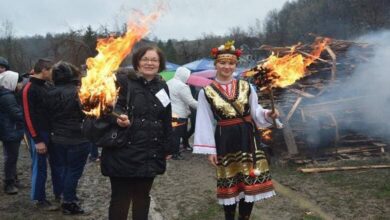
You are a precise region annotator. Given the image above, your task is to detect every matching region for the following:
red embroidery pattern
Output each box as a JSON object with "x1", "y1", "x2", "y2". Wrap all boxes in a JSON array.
[{"x1": 212, "y1": 79, "x2": 237, "y2": 100}]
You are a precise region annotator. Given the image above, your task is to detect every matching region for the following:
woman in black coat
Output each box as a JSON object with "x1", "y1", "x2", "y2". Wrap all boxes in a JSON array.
[
  {"x1": 101, "y1": 46, "x2": 173, "y2": 220},
  {"x1": 46, "y1": 62, "x2": 91, "y2": 215}
]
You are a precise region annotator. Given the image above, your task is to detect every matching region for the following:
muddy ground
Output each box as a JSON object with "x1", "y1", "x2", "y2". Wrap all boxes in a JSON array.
[{"x1": 0, "y1": 142, "x2": 389, "y2": 220}]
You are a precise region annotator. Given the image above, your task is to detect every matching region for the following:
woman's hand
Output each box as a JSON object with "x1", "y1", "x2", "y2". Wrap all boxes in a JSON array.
[
  {"x1": 267, "y1": 110, "x2": 279, "y2": 119},
  {"x1": 116, "y1": 114, "x2": 130, "y2": 127},
  {"x1": 165, "y1": 155, "x2": 172, "y2": 160},
  {"x1": 208, "y1": 154, "x2": 218, "y2": 167}
]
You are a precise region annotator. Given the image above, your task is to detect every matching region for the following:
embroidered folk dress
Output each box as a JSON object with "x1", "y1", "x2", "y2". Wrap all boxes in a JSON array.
[{"x1": 193, "y1": 78, "x2": 276, "y2": 205}]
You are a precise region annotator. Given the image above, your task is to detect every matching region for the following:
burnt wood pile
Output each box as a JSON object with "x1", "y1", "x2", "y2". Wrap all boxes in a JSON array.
[{"x1": 255, "y1": 37, "x2": 388, "y2": 160}]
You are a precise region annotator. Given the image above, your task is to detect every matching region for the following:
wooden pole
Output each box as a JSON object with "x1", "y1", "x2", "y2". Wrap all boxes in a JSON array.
[
  {"x1": 278, "y1": 105, "x2": 299, "y2": 155},
  {"x1": 23, "y1": 134, "x2": 30, "y2": 150},
  {"x1": 268, "y1": 87, "x2": 277, "y2": 128},
  {"x1": 111, "y1": 111, "x2": 121, "y2": 118},
  {"x1": 325, "y1": 46, "x2": 337, "y2": 81}
]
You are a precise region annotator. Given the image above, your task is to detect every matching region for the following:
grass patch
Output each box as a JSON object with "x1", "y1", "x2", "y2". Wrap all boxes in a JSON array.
[
  {"x1": 185, "y1": 202, "x2": 222, "y2": 220},
  {"x1": 374, "y1": 183, "x2": 390, "y2": 199},
  {"x1": 322, "y1": 173, "x2": 346, "y2": 185},
  {"x1": 271, "y1": 165, "x2": 310, "y2": 180},
  {"x1": 302, "y1": 215, "x2": 324, "y2": 220}
]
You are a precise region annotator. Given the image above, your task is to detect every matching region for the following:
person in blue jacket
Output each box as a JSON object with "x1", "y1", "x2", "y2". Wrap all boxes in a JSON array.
[{"x1": 0, "y1": 70, "x2": 24, "y2": 194}]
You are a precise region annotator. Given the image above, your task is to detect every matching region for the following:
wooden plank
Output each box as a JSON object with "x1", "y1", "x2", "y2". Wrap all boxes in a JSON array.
[
  {"x1": 278, "y1": 106, "x2": 299, "y2": 155},
  {"x1": 325, "y1": 46, "x2": 337, "y2": 81},
  {"x1": 300, "y1": 109, "x2": 306, "y2": 122},
  {"x1": 335, "y1": 147, "x2": 382, "y2": 154},
  {"x1": 288, "y1": 88, "x2": 316, "y2": 98},
  {"x1": 297, "y1": 49, "x2": 335, "y2": 65},
  {"x1": 326, "y1": 112, "x2": 340, "y2": 143},
  {"x1": 298, "y1": 165, "x2": 390, "y2": 173},
  {"x1": 285, "y1": 97, "x2": 303, "y2": 122},
  {"x1": 340, "y1": 139, "x2": 373, "y2": 144},
  {"x1": 301, "y1": 96, "x2": 369, "y2": 114}
]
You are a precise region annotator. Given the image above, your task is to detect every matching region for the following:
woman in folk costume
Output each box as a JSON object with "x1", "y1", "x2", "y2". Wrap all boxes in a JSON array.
[{"x1": 193, "y1": 41, "x2": 279, "y2": 220}]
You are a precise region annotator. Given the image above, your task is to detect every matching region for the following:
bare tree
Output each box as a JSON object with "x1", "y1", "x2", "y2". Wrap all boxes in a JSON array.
[{"x1": 0, "y1": 20, "x2": 29, "y2": 72}]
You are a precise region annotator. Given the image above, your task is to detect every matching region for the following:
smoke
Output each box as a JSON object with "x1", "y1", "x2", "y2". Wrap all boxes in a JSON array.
[
  {"x1": 296, "y1": 30, "x2": 390, "y2": 149},
  {"x1": 344, "y1": 31, "x2": 390, "y2": 140}
]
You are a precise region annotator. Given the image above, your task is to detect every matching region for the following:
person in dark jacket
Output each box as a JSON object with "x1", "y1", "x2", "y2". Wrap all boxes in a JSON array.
[
  {"x1": 100, "y1": 46, "x2": 173, "y2": 220},
  {"x1": 21, "y1": 58, "x2": 62, "y2": 211},
  {"x1": 46, "y1": 61, "x2": 91, "y2": 215},
  {"x1": 0, "y1": 70, "x2": 24, "y2": 195}
]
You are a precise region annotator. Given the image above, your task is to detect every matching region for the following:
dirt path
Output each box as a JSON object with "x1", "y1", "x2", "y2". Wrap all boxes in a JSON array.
[
  {"x1": 151, "y1": 151, "x2": 326, "y2": 220},
  {"x1": 272, "y1": 180, "x2": 334, "y2": 220},
  {"x1": 1, "y1": 143, "x2": 388, "y2": 219}
]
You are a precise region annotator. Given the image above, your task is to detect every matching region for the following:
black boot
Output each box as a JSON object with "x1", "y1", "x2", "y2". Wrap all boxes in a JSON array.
[
  {"x1": 172, "y1": 153, "x2": 184, "y2": 160},
  {"x1": 223, "y1": 204, "x2": 237, "y2": 220},
  {"x1": 238, "y1": 199, "x2": 254, "y2": 220},
  {"x1": 14, "y1": 176, "x2": 24, "y2": 188},
  {"x1": 62, "y1": 202, "x2": 85, "y2": 215},
  {"x1": 4, "y1": 183, "x2": 18, "y2": 195},
  {"x1": 4, "y1": 180, "x2": 18, "y2": 195}
]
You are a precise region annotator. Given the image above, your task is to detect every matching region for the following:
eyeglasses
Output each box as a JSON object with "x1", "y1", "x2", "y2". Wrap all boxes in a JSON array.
[{"x1": 140, "y1": 58, "x2": 159, "y2": 63}]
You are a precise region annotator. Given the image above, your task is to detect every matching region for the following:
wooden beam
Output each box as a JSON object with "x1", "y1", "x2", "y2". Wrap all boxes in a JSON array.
[
  {"x1": 325, "y1": 46, "x2": 337, "y2": 81},
  {"x1": 297, "y1": 49, "x2": 335, "y2": 65},
  {"x1": 288, "y1": 88, "x2": 316, "y2": 98},
  {"x1": 301, "y1": 96, "x2": 369, "y2": 115},
  {"x1": 330, "y1": 146, "x2": 384, "y2": 154},
  {"x1": 300, "y1": 109, "x2": 306, "y2": 122},
  {"x1": 325, "y1": 112, "x2": 340, "y2": 144},
  {"x1": 285, "y1": 97, "x2": 303, "y2": 122},
  {"x1": 298, "y1": 165, "x2": 390, "y2": 173},
  {"x1": 278, "y1": 106, "x2": 299, "y2": 155}
]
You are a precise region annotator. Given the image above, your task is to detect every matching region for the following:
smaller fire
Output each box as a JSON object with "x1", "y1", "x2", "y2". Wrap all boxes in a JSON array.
[
  {"x1": 261, "y1": 129, "x2": 272, "y2": 142},
  {"x1": 172, "y1": 113, "x2": 186, "y2": 127},
  {"x1": 244, "y1": 38, "x2": 331, "y2": 90}
]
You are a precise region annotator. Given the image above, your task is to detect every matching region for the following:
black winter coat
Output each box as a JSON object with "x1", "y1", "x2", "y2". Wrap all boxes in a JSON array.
[
  {"x1": 47, "y1": 80, "x2": 88, "y2": 145},
  {"x1": 20, "y1": 77, "x2": 52, "y2": 143},
  {"x1": 0, "y1": 87, "x2": 24, "y2": 142},
  {"x1": 101, "y1": 73, "x2": 173, "y2": 178}
]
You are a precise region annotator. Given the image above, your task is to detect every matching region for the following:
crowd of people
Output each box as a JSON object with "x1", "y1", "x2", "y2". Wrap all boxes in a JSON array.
[{"x1": 0, "y1": 41, "x2": 279, "y2": 220}]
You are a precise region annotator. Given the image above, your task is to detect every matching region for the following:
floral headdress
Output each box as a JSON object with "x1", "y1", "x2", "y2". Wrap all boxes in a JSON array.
[{"x1": 210, "y1": 40, "x2": 242, "y2": 62}]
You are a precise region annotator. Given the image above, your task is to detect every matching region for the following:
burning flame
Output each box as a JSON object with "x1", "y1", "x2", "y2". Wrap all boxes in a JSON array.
[
  {"x1": 79, "y1": 10, "x2": 161, "y2": 117},
  {"x1": 244, "y1": 38, "x2": 331, "y2": 88},
  {"x1": 264, "y1": 38, "x2": 331, "y2": 88},
  {"x1": 261, "y1": 129, "x2": 272, "y2": 142}
]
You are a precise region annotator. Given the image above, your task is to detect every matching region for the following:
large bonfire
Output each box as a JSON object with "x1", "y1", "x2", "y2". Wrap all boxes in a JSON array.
[{"x1": 244, "y1": 38, "x2": 332, "y2": 138}]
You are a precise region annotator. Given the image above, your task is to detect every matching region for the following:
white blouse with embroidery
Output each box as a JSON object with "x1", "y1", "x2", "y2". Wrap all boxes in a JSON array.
[{"x1": 193, "y1": 79, "x2": 275, "y2": 155}]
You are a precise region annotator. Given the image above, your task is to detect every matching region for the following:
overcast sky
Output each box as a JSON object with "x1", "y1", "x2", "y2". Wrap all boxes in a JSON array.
[{"x1": 0, "y1": 0, "x2": 288, "y2": 40}]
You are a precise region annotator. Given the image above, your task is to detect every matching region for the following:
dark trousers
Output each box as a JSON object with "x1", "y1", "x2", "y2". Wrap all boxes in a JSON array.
[
  {"x1": 27, "y1": 132, "x2": 62, "y2": 201},
  {"x1": 182, "y1": 109, "x2": 196, "y2": 147},
  {"x1": 172, "y1": 120, "x2": 188, "y2": 155},
  {"x1": 50, "y1": 142, "x2": 91, "y2": 202},
  {"x1": 2, "y1": 140, "x2": 21, "y2": 183},
  {"x1": 89, "y1": 144, "x2": 99, "y2": 159},
  {"x1": 109, "y1": 177, "x2": 154, "y2": 220}
]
